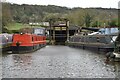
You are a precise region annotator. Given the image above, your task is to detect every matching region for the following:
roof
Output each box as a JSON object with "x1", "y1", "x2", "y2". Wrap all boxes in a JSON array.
[{"x1": 81, "y1": 27, "x2": 99, "y2": 32}]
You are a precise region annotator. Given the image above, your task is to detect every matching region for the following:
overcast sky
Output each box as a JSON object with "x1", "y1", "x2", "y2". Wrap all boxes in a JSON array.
[{"x1": 5, "y1": 0, "x2": 120, "y2": 8}]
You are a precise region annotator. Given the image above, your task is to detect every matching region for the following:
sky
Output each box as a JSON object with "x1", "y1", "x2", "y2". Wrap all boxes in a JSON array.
[{"x1": 5, "y1": 0, "x2": 120, "y2": 8}]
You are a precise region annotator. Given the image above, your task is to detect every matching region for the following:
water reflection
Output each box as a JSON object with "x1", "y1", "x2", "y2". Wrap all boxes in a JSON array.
[
  {"x1": 2, "y1": 46, "x2": 120, "y2": 78},
  {"x1": 12, "y1": 54, "x2": 32, "y2": 67}
]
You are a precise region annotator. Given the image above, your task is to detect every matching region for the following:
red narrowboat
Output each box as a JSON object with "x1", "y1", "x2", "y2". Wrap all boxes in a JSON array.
[{"x1": 11, "y1": 28, "x2": 46, "y2": 53}]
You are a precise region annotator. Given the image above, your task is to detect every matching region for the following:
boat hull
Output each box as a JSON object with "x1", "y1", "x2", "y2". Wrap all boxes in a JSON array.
[
  {"x1": 12, "y1": 44, "x2": 46, "y2": 53},
  {"x1": 68, "y1": 42, "x2": 114, "y2": 53}
]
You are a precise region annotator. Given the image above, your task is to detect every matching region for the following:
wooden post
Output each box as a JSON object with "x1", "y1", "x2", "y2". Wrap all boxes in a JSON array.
[
  {"x1": 49, "y1": 19, "x2": 52, "y2": 44},
  {"x1": 53, "y1": 26, "x2": 55, "y2": 45},
  {"x1": 66, "y1": 20, "x2": 69, "y2": 42}
]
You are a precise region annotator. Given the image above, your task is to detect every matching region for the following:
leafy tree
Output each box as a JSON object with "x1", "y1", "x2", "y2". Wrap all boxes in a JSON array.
[
  {"x1": 109, "y1": 19, "x2": 117, "y2": 27},
  {"x1": 1, "y1": 2, "x2": 118, "y2": 29},
  {"x1": 2, "y1": 2, "x2": 13, "y2": 27},
  {"x1": 84, "y1": 13, "x2": 93, "y2": 27},
  {"x1": 92, "y1": 21, "x2": 101, "y2": 27}
]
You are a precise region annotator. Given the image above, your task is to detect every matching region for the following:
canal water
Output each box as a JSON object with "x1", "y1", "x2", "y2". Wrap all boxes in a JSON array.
[{"x1": 2, "y1": 45, "x2": 120, "y2": 78}]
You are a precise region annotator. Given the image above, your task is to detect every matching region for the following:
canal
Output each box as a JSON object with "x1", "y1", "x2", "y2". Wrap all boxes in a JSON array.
[{"x1": 2, "y1": 45, "x2": 120, "y2": 78}]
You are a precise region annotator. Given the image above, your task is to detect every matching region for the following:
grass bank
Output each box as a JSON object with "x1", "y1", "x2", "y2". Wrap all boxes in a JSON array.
[{"x1": 7, "y1": 23, "x2": 31, "y2": 30}]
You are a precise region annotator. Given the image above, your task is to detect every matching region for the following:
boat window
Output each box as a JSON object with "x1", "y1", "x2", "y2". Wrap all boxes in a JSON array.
[
  {"x1": 32, "y1": 37, "x2": 34, "y2": 41},
  {"x1": 36, "y1": 37, "x2": 37, "y2": 41}
]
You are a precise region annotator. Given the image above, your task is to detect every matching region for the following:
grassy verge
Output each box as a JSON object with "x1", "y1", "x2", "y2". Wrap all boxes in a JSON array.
[
  {"x1": 7, "y1": 23, "x2": 44, "y2": 30},
  {"x1": 7, "y1": 23, "x2": 31, "y2": 30}
]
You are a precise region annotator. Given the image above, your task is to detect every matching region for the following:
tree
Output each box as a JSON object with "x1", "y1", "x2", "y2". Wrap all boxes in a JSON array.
[
  {"x1": 1, "y1": 3, "x2": 118, "y2": 29},
  {"x1": 92, "y1": 21, "x2": 101, "y2": 27},
  {"x1": 43, "y1": 13, "x2": 62, "y2": 21},
  {"x1": 84, "y1": 13, "x2": 93, "y2": 27},
  {"x1": 2, "y1": 2, "x2": 13, "y2": 27},
  {"x1": 109, "y1": 19, "x2": 117, "y2": 27}
]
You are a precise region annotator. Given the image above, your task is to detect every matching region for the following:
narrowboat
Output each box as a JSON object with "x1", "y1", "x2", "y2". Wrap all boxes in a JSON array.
[
  {"x1": 11, "y1": 27, "x2": 46, "y2": 53},
  {"x1": 106, "y1": 31, "x2": 120, "y2": 61},
  {"x1": 68, "y1": 27, "x2": 119, "y2": 53},
  {"x1": 113, "y1": 31, "x2": 120, "y2": 59},
  {"x1": 0, "y1": 33, "x2": 13, "y2": 52}
]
